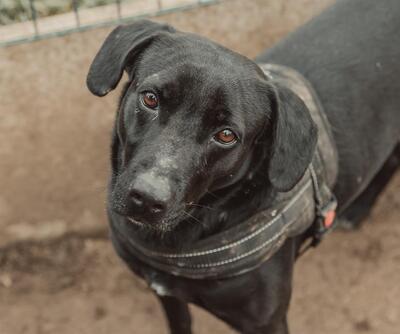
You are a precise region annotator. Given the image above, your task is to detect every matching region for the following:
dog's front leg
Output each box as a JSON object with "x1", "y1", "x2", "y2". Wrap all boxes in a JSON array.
[
  {"x1": 158, "y1": 295, "x2": 192, "y2": 334},
  {"x1": 242, "y1": 316, "x2": 289, "y2": 334},
  {"x1": 194, "y1": 239, "x2": 296, "y2": 334}
]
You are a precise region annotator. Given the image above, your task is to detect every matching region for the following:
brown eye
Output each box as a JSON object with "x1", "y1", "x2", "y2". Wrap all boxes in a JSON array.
[
  {"x1": 141, "y1": 91, "x2": 158, "y2": 109},
  {"x1": 214, "y1": 129, "x2": 237, "y2": 145}
]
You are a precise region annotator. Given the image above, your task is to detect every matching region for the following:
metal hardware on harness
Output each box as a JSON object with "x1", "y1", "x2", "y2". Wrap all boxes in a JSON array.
[
  {"x1": 299, "y1": 165, "x2": 338, "y2": 254},
  {"x1": 111, "y1": 63, "x2": 339, "y2": 279}
]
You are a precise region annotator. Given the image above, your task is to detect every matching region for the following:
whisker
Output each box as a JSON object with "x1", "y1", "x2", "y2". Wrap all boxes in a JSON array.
[
  {"x1": 206, "y1": 190, "x2": 220, "y2": 200},
  {"x1": 183, "y1": 211, "x2": 202, "y2": 224},
  {"x1": 204, "y1": 155, "x2": 208, "y2": 167},
  {"x1": 188, "y1": 203, "x2": 215, "y2": 211}
]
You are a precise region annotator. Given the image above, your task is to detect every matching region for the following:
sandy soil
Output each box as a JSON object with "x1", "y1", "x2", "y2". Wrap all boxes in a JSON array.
[
  {"x1": 1, "y1": 172, "x2": 399, "y2": 334},
  {"x1": 1, "y1": 1, "x2": 397, "y2": 333}
]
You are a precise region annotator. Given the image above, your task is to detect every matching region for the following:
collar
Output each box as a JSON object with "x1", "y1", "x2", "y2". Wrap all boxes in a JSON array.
[{"x1": 111, "y1": 63, "x2": 338, "y2": 279}]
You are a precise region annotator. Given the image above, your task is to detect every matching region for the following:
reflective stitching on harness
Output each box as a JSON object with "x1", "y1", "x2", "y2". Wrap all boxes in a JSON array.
[{"x1": 185, "y1": 207, "x2": 312, "y2": 268}]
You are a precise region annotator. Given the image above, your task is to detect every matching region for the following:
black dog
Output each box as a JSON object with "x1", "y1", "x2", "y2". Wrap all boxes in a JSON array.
[{"x1": 87, "y1": 0, "x2": 400, "y2": 332}]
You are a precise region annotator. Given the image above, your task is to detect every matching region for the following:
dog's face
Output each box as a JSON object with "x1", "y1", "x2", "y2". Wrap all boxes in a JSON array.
[{"x1": 87, "y1": 20, "x2": 317, "y2": 233}]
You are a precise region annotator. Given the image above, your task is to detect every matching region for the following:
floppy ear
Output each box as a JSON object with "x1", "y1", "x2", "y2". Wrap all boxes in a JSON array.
[
  {"x1": 86, "y1": 20, "x2": 175, "y2": 97},
  {"x1": 267, "y1": 83, "x2": 318, "y2": 192}
]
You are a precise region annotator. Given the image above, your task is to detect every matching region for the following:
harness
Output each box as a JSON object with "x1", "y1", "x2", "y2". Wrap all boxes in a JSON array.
[{"x1": 112, "y1": 64, "x2": 339, "y2": 279}]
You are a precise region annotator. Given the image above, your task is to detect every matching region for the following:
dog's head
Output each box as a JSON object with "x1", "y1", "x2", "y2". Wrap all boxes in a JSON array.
[{"x1": 87, "y1": 20, "x2": 317, "y2": 233}]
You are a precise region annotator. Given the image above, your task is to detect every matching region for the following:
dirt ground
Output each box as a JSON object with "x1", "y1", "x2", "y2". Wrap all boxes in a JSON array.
[
  {"x1": 1, "y1": 0, "x2": 399, "y2": 333},
  {"x1": 1, "y1": 172, "x2": 399, "y2": 334}
]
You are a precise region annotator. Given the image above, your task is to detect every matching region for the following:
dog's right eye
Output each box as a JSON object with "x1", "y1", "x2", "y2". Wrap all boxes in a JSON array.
[
  {"x1": 141, "y1": 91, "x2": 158, "y2": 109},
  {"x1": 214, "y1": 129, "x2": 238, "y2": 145}
]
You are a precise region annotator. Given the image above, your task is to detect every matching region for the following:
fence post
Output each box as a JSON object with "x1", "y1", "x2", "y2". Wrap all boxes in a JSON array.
[
  {"x1": 29, "y1": 0, "x2": 39, "y2": 36},
  {"x1": 116, "y1": 0, "x2": 122, "y2": 20},
  {"x1": 72, "y1": 0, "x2": 81, "y2": 28}
]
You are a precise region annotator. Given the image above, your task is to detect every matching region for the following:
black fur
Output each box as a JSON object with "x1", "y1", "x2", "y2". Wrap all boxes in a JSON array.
[{"x1": 87, "y1": 0, "x2": 400, "y2": 332}]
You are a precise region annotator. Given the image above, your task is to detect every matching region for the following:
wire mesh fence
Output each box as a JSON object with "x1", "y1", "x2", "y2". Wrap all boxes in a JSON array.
[{"x1": 0, "y1": 0, "x2": 221, "y2": 47}]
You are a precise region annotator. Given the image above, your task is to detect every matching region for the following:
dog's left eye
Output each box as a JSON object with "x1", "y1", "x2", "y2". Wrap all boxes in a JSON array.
[
  {"x1": 214, "y1": 129, "x2": 238, "y2": 145},
  {"x1": 141, "y1": 91, "x2": 158, "y2": 109}
]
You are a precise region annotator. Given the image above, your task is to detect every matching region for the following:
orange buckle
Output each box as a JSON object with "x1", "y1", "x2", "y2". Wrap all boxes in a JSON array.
[{"x1": 324, "y1": 210, "x2": 336, "y2": 228}]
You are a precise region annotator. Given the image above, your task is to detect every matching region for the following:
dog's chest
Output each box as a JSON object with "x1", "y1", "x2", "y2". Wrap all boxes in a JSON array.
[
  {"x1": 144, "y1": 270, "x2": 193, "y2": 300},
  {"x1": 149, "y1": 280, "x2": 171, "y2": 297}
]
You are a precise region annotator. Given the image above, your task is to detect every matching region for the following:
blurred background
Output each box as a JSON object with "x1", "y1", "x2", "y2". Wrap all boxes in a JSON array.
[{"x1": 0, "y1": 0, "x2": 399, "y2": 333}]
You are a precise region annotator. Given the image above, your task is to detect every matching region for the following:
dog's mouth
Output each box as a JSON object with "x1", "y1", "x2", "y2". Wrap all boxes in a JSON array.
[
  {"x1": 126, "y1": 216, "x2": 147, "y2": 227},
  {"x1": 124, "y1": 213, "x2": 185, "y2": 233},
  {"x1": 125, "y1": 215, "x2": 164, "y2": 230},
  {"x1": 124, "y1": 204, "x2": 200, "y2": 233}
]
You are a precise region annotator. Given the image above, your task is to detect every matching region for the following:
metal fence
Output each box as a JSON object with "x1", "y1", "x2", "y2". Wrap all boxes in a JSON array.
[{"x1": 0, "y1": 0, "x2": 222, "y2": 47}]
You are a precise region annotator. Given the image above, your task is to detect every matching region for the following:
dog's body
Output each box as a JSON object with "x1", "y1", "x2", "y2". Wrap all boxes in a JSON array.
[
  {"x1": 260, "y1": 0, "x2": 400, "y2": 211},
  {"x1": 87, "y1": 0, "x2": 400, "y2": 333}
]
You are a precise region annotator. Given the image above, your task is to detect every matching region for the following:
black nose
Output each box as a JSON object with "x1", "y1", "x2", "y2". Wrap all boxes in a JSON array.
[
  {"x1": 130, "y1": 189, "x2": 166, "y2": 215},
  {"x1": 128, "y1": 173, "x2": 171, "y2": 221}
]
